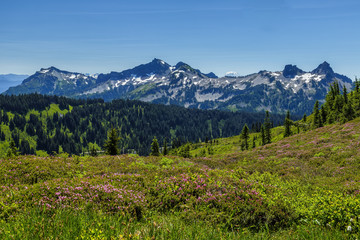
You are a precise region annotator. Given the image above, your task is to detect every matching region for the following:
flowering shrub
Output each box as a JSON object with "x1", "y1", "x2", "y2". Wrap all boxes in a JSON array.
[
  {"x1": 6, "y1": 176, "x2": 147, "y2": 220},
  {"x1": 148, "y1": 172, "x2": 294, "y2": 229}
]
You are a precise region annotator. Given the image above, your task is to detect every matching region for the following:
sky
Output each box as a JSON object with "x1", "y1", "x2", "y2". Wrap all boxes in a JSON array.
[{"x1": 1, "y1": 0, "x2": 360, "y2": 79}]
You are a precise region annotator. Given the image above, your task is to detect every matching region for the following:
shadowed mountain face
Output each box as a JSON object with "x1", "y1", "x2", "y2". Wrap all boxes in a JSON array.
[{"x1": 4, "y1": 59, "x2": 353, "y2": 116}]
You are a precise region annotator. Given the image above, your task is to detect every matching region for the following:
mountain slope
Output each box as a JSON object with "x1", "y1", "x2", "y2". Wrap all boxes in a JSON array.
[
  {"x1": 0, "y1": 94, "x2": 285, "y2": 156},
  {"x1": 0, "y1": 74, "x2": 29, "y2": 93},
  {"x1": 5, "y1": 67, "x2": 97, "y2": 96},
  {"x1": 4, "y1": 59, "x2": 353, "y2": 115}
]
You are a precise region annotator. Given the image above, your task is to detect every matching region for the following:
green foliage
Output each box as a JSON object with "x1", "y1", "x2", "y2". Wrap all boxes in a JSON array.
[
  {"x1": 241, "y1": 124, "x2": 250, "y2": 150},
  {"x1": 159, "y1": 157, "x2": 174, "y2": 168},
  {"x1": 35, "y1": 150, "x2": 49, "y2": 157},
  {"x1": 312, "y1": 100, "x2": 321, "y2": 128},
  {"x1": 6, "y1": 139, "x2": 19, "y2": 157},
  {"x1": 264, "y1": 111, "x2": 271, "y2": 144},
  {"x1": 88, "y1": 142, "x2": 101, "y2": 157},
  {"x1": 0, "y1": 94, "x2": 286, "y2": 156},
  {"x1": 178, "y1": 144, "x2": 191, "y2": 158},
  {"x1": 104, "y1": 127, "x2": 120, "y2": 155},
  {"x1": 3, "y1": 81, "x2": 360, "y2": 239},
  {"x1": 163, "y1": 137, "x2": 168, "y2": 156},
  {"x1": 260, "y1": 125, "x2": 266, "y2": 146},
  {"x1": 150, "y1": 136, "x2": 160, "y2": 156},
  {"x1": 284, "y1": 110, "x2": 292, "y2": 138}
]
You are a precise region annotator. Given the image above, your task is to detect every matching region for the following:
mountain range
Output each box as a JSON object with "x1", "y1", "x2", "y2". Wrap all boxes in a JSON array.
[
  {"x1": 0, "y1": 74, "x2": 29, "y2": 94},
  {"x1": 4, "y1": 59, "x2": 353, "y2": 116}
]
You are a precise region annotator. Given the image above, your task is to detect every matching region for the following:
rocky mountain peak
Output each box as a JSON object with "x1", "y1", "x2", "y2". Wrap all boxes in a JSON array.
[
  {"x1": 312, "y1": 61, "x2": 334, "y2": 75},
  {"x1": 175, "y1": 61, "x2": 191, "y2": 70},
  {"x1": 283, "y1": 64, "x2": 304, "y2": 78}
]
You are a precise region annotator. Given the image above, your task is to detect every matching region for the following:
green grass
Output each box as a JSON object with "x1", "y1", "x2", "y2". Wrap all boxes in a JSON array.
[
  {"x1": 2, "y1": 117, "x2": 360, "y2": 238},
  {"x1": 0, "y1": 210, "x2": 350, "y2": 240}
]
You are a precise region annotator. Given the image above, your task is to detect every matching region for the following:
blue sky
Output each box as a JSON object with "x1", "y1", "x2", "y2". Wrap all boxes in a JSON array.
[{"x1": 1, "y1": 0, "x2": 360, "y2": 78}]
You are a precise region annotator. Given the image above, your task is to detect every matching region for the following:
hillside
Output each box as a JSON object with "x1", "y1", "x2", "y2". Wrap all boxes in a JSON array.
[
  {"x1": 1, "y1": 117, "x2": 360, "y2": 239},
  {"x1": 0, "y1": 94, "x2": 285, "y2": 156},
  {"x1": 4, "y1": 59, "x2": 353, "y2": 115},
  {"x1": 1, "y1": 81, "x2": 360, "y2": 239}
]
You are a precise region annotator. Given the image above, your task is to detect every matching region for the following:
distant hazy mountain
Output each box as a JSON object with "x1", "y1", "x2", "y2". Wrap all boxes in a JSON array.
[
  {"x1": 4, "y1": 59, "x2": 353, "y2": 115},
  {"x1": 0, "y1": 74, "x2": 29, "y2": 93}
]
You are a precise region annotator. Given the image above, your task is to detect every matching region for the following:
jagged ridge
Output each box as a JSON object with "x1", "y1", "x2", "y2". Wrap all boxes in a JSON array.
[{"x1": 4, "y1": 59, "x2": 353, "y2": 116}]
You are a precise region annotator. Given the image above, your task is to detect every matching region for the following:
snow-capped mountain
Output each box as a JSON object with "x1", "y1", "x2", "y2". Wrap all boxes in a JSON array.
[
  {"x1": 6, "y1": 67, "x2": 97, "y2": 96},
  {"x1": 4, "y1": 59, "x2": 353, "y2": 116}
]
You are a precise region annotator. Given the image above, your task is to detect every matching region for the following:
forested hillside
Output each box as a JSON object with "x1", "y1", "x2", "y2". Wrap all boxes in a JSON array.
[{"x1": 0, "y1": 94, "x2": 285, "y2": 156}]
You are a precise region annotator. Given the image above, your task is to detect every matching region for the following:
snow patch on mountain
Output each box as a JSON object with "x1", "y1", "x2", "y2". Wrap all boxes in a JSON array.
[{"x1": 195, "y1": 92, "x2": 223, "y2": 102}]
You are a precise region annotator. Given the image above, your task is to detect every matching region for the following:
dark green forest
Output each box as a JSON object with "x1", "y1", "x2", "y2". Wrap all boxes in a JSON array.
[{"x1": 0, "y1": 94, "x2": 286, "y2": 156}]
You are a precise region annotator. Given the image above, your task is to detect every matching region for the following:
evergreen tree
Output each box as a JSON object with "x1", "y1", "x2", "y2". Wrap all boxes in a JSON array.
[
  {"x1": 9, "y1": 120, "x2": 15, "y2": 131},
  {"x1": 241, "y1": 124, "x2": 250, "y2": 150},
  {"x1": 163, "y1": 137, "x2": 168, "y2": 156},
  {"x1": 150, "y1": 136, "x2": 160, "y2": 156},
  {"x1": 104, "y1": 127, "x2": 120, "y2": 155},
  {"x1": 355, "y1": 77, "x2": 360, "y2": 93},
  {"x1": 284, "y1": 110, "x2": 291, "y2": 138},
  {"x1": 252, "y1": 136, "x2": 256, "y2": 149},
  {"x1": 7, "y1": 139, "x2": 19, "y2": 157},
  {"x1": 264, "y1": 111, "x2": 271, "y2": 144},
  {"x1": 312, "y1": 100, "x2": 321, "y2": 129},
  {"x1": 342, "y1": 100, "x2": 355, "y2": 123},
  {"x1": 320, "y1": 105, "x2": 327, "y2": 125},
  {"x1": 303, "y1": 114, "x2": 307, "y2": 123},
  {"x1": 343, "y1": 85, "x2": 348, "y2": 104},
  {"x1": 260, "y1": 125, "x2": 266, "y2": 146}
]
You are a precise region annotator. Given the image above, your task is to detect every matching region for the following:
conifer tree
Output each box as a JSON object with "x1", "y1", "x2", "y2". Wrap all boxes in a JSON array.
[
  {"x1": 150, "y1": 136, "x2": 160, "y2": 156},
  {"x1": 342, "y1": 100, "x2": 355, "y2": 123},
  {"x1": 320, "y1": 105, "x2": 327, "y2": 125},
  {"x1": 303, "y1": 114, "x2": 307, "y2": 122},
  {"x1": 7, "y1": 139, "x2": 19, "y2": 157},
  {"x1": 241, "y1": 124, "x2": 250, "y2": 150},
  {"x1": 163, "y1": 137, "x2": 168, "y2": 156},
  {"x1": 104, "y1": 127, "x2": 120, "y2": 155},
  {"x1": 312, "y1": 100, "x2": 321, "y2": 129},
  {"x1": 343, "y1": 85, "x2": 348, "y2": 104},
  {"x1": 284, "y1": 110, "x2": 291, "y2": 138},
  {"x1": 260, "y1": 125, "x2": 266, "y2": 146},
  {"x1": 252, "y1": 136, "x2": 256, "y2": 149},
  {"x1": 264, "y1": 111, "x2": 271, "y2": 144},
  {"x1": 355, "y1": 77, "x2": 360, "y2": 93}
]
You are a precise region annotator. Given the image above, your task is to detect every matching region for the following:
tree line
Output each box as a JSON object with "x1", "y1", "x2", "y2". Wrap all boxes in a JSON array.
[{"x1": 0, "y1": 94, "x2": 286, "y2": 156}]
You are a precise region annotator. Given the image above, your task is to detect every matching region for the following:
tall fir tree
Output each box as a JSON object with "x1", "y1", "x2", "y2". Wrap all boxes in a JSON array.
[
  {"x1": 163, "y1": 137, "x2": 168, "y2": 156},
  {"x1": 320, "y1": 105, "x2": 327, "y2": 125},
  {"x1": 355, "y1": 77, "x2": 360, "y2": 92},
  {"x1": 312, "y1": 100, "x2": 321, "y2": 129},
  {"x1": 284, "y1": 110, "x2": 291, "y2": 138},
  {"x1": 343, "y1": 85, "x2": 348, "y2": 104},
  {"x1": 104, "y1": 127, "x2": 120, "y2": 155},
  {"x1": 241, "y1": 124, "x2": 250, "y2": 150},
  {"x1": 150, "y1": 136, "x2": 160, "y2": 156},
  {"x1": 260, "y1": 125, "x2": 266, "y2": 146},
  {"x1": 264, "y1": 111, "x2": 271, "y2": 144}
]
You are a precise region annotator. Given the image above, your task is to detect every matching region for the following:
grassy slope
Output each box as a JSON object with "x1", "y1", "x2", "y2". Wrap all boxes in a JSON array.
[
  {"x1": 191, "y1": 117, "x2": 360, "y2": 191},
  {"x1": 1, "y1": 118, "x2": 360, "y2": 239}
]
